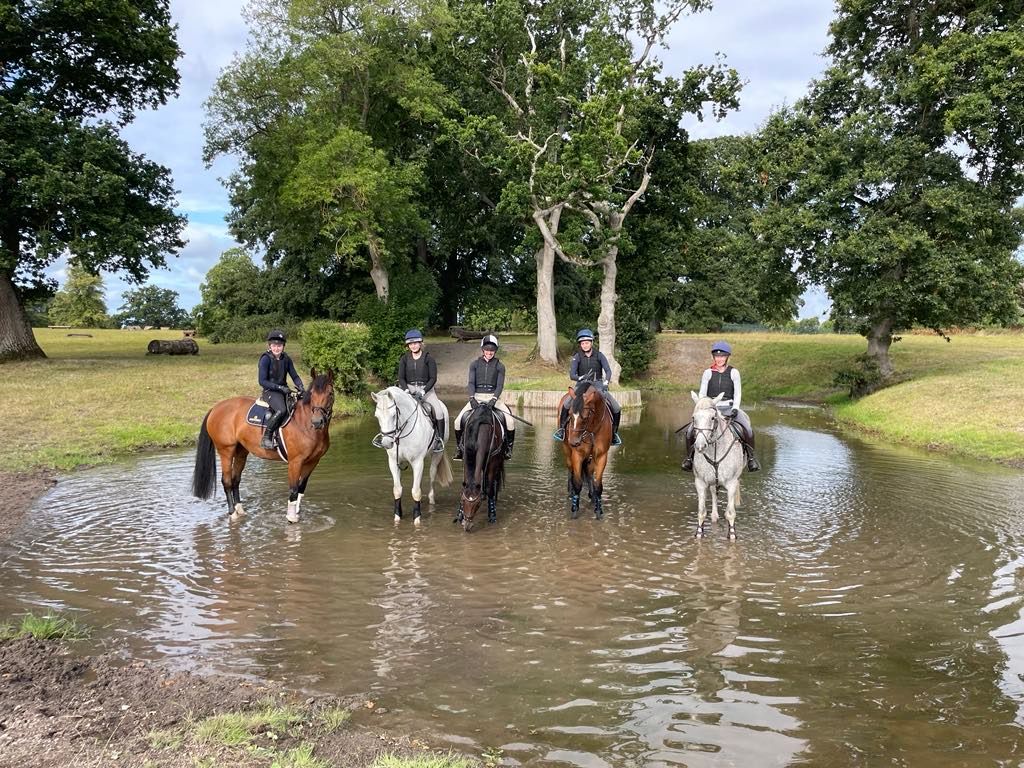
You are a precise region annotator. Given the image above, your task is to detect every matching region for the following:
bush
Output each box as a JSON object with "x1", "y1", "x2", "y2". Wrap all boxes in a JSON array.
[
  {"x1": 204, "y1": 313, "x2": 300, "y2": 344},
  {"x1": 355, "y1": 271, "x2": 439, "y2": 380},
  {"x1": 299, "y1": 321, "x2": 372, "y2": 395},
  {"x1": 615, "y1": 307, "x2": 657, "y2": 380},
  {"x1": 463, "y1": 302, "x2": 513, "y2": 332},
  {"x1": 509, "y1": 307, "x2": 537, "y2": 333},
  {"x1": 834, "y1": 354, "x2": 884, "y2": 397}
]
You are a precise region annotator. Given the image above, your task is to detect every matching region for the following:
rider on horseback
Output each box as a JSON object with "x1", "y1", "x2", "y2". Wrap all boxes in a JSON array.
[
  {"x1": 553, "y1": 329, "x2": 622, "y2": 446},
  {"x1": 396, "y1": 329, "x2": 445, "y2": 453},
  {"x1": 453, "y1": 334, "x2": 515, "y2": 460},
  {"x1": 681, "y1": 340, "x2": 760, "y2": 472},
  {"x1": 259, "y1": 329, "x2": 304, "y2": 450}
]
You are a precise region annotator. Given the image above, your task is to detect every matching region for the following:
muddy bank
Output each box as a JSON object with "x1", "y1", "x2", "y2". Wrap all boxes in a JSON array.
[
  {"x1": 0, "y1": 469, "x2": 56, "y2": 545},
  {"x1": 0, "y1": 636, "x2": 440, "y2": 768}
]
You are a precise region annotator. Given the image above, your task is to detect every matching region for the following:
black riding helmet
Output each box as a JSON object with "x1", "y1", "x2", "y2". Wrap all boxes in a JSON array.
[{"x1": 266, "y1": 329, "x2": 287, "y2": 345}]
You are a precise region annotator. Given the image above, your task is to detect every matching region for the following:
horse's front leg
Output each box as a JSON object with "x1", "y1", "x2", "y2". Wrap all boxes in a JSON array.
[
  {"x1": 591, "y1": 452, "x2": 608, "y2": 519},
  {"x1": 695, "y1": 478, "x2": 708, "y2": 538},
  {"x1": 427, "y1": 453, "x2": 438, "y2": 506},
  {"x1": 487, "y1": 475, "x2": 498, "y2": 524},
  {"x1": 410, "y1": 456, "x2": 426, "y2": 525},
  {"x1": 286, "y1": 460, "x2": 302, "y2": 523},
  {"x1": 710, "y1": 479, "x2": 720, "y2": 523},
  {"x1": 567, "y1": 464, "x2": 584, "y2": 519},
  {"x1": 388, "y1": 451, "x2": 403, "y2": 523},
  {"x1": 725, "y1": 481, "x2": 738, "y2": 540}
]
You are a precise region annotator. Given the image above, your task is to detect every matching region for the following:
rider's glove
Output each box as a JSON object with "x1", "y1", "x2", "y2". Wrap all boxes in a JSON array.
[
  {"x1": 469, "y1": 398, "x2": 480, "y2": 409},
  {"x1": 730, "y1": 408, "x2": 738, "y2": 417}
]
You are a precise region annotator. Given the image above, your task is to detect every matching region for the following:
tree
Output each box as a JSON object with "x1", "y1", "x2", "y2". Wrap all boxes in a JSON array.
[
  {"x1": 48, "y1": 263, "x2": 111, "y2": 328},
  {"x1": 0, "y1": 0, "x2": 185, "y2": 361},
  {"x1": 772, "y1": 3, "x2": 1024, "y2": 378},
  {"x1": 448, "y1": 0, "x2": 739, "y2": 375},
  {"x1": 115, "y1": 285, "x2": 190, "y2": 329},
  {"x1": 204, "y1": 0, "x2": 449, "y2": 305},
  {"x1": 194, "y1": 249, "x2": 267, "y2": 337}
]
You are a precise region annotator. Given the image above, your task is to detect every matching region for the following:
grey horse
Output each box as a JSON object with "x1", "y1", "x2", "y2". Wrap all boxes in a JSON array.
[{"x1": 688, "y1": 392, "x2": 744, "y2": 540}]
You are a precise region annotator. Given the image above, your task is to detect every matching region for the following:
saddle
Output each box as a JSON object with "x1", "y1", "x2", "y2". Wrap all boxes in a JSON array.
[{"x1": 245, "y1": 398, "x2": 295, "y2": 429}]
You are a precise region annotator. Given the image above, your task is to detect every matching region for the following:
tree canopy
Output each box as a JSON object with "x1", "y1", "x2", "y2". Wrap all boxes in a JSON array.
[{"x1": 0, "y1": 0, "x2": 185, "y2": 361}]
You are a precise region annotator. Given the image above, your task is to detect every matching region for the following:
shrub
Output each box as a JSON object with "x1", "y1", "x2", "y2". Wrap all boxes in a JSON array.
[
  {"x1": 205, "y1": 313, "x2": 300, "y2": 344},
  {"x1": 509, "y1": 307, "x2": 537, "y2": 333},
  {"x1": 299, "y1": 321, "x2": 372, "y2": 395},
  {"x1": 463, "y1": 302, "x2": 513, "y2": 332},
  {"x1": 834, "y1": 354, "x2": 884, "y2": 397},
  {"x1": 355, "y1": 271, "x2": 439, "y2": 380},
  {"x1": 615, "y1": 307, "x2": 657, "y2": 380}
]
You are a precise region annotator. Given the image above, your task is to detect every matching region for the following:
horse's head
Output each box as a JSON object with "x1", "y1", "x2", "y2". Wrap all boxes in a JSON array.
[
  {"x1": 458, "y1": 405, "x2": 501, "y2": 531},
  {"x1": 460, "y1": 480, "x2": 483, "y2": 531},
  {"x1": 307, "y1": 369, "x2": 335, "y2": 430},
  {"x1": 690, "y1": 391, "x2": 725, "y2": 453},
  {"x1": 566, "y1": 382, "x2": 606, "y2": 447},
  {"x1": 371, "y1": 388, "x2": 398, "y2": 448}
]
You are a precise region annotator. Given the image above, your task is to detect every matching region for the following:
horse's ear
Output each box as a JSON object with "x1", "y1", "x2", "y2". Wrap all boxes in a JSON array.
[
  {"x1": 691, "y1": 391, "x2": 699, "y2": 403},
  {"x1": 567, "y1": 386, "x2": 575, "y2": 395},
  {"x1": 311, "y1": 367, "x2": 317, "y2": 379},
  {"x1": 712, "y1": 392, "x2": 724, "y2": 404},
  {"x1": 370, "y1": 391, "x2": 379, "y2": 402},
  {"x1": 326, "y1": 369, "x2": 334, "y2": 384}
]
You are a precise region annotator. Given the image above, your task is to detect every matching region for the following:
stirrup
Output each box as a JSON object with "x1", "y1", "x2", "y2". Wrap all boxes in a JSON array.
[
  {"x1": 681, "y1": 458, "x2": 693, "y2": 472},
  {"x1": 261, "y1": 434, "x2": 277, "y2": 450},
  {"x1": 431, "y1": 435, "x2": 444, "y2": 453},
  {"x1": 454, "y1": 445, "x2": 463, "y2": 461},
  {"x1": 746, "y1": 457, "x2": 761, "y2": 472},
  {"x1": 552, "y1": 427, "x2": 565, "y2": 441},
  {"x1": 612, "y1": 432, "x2": 622, "y2": 446}
]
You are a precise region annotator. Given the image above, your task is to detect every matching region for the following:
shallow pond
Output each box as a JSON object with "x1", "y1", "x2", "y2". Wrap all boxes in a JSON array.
[{"x1": 2, "y1": 396, "x2": 1023, "y2": 766}]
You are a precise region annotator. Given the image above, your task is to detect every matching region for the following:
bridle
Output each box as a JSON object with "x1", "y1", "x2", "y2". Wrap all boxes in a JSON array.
[
  {"x1": 310, "y1": 391, "x2": 334, "y2": 429},
  {"x1": 373, "y1": 392, "x2": 420, "y2": 449},
  {"x1": 693, "y1": 406, "x2": 740, "y2": 476},
  {"x1": 567, "y1": 389, "x2": 608, "y2": 448}
]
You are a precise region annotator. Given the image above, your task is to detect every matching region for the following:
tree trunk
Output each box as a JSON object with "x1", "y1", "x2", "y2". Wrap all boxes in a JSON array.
[
  {"x1": 597, "y1": 247, "x2": 621, "y2": 386},
  {"x1": 533, "y1": 206, "x2": 562, "y2": 366},
  {"x1": 366, "y1": 238, "x2": 390, "y2": 303},
  {"x1": 0, "y1": 271, "x2": 46, "y2": 362},
  {"x1": 866, "y1": 316, "x2": 894, "y2": 379}
]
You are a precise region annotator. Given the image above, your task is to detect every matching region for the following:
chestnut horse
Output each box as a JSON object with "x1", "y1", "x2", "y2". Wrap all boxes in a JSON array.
[
  {"x1": 561, "y1": 381, "x2": 612, "y2": 519},
  {"x1": 192, "y1": 370, "x2": 335, "y2": 524},
  {"x1": 456, "y1": 400, "x2": 506, "y2": 531}
]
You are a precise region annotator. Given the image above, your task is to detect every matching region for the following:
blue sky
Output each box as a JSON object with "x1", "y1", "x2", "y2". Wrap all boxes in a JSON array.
[{"x1": 60, "y1": 0, "x2": 835, "y2": 318}]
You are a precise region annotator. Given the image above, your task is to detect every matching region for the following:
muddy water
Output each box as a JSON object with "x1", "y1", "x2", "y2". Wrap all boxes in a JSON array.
[{"x1": 3, "y1": 396, "x2": 1024, "y2": 766}]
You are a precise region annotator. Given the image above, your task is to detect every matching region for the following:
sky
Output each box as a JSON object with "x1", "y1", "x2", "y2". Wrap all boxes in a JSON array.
[{"x1": 58, "y1": 0, "x2": 836, "y2": 318}]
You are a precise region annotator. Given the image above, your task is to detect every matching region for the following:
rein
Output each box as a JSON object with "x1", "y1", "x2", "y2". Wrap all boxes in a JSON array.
[
  {"x1": 375, "y1": 393, "x2": 420, "y2": 449},
  {"x1": 694, "y1": 409, "x2": 741, "y2": 485}
]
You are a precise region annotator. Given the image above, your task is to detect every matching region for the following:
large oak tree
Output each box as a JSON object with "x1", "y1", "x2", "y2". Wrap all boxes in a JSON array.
[{"x1": 0, "y1": 0, "x2": 186, "y2": 361}]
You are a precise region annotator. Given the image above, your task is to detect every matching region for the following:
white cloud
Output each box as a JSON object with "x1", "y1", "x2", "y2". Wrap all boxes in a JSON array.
[{"x1": 98, "y1": 0, "x2": 834, "y2": 317}]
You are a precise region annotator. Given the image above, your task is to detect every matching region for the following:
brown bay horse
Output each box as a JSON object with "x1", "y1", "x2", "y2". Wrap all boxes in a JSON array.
[
  {"x1": 192, "y1": 370, "x2": 335, "y2": 523},
  {"x1": 456, "y1": 400, "x2": 506, "y2": 532},
  {"x1": 561, "y1": 381, "x2": 612, "y2": 519}
]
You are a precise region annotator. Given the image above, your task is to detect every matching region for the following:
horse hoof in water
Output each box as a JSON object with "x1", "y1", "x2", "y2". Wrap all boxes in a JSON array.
[{"x1": 728, "y1": 527, "x2": 737, "y2": 541}]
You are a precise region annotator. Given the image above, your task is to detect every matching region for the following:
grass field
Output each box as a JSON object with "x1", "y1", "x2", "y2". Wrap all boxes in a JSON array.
[{"x1": 5, "y1": 327, "x2": 1023, "y2": 470}]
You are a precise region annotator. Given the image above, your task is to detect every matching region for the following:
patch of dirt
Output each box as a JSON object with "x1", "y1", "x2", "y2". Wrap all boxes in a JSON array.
[
  {"x1": 642, "y1": 335, "x2": 710, "y2": 391},
  {"x1": 0, "y1": 637, "x2": 459, "y2": 768},
  {"x1": 0, "y1": 469, "x2": 56, "y2": 545},
  {"x1": 427, "y1": 337, "x2": 534, "y2": 393}
]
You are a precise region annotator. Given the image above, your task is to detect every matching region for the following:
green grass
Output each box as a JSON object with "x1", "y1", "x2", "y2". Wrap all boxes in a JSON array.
[
  {"x1": 270, "y1": 743, "x2": 330, "y2": 768},
  {"x1": 2, "y1": 328, "x2": 365, "y2": 472},
  {"x1": 372, "y1": 754, "x2": 477, "y2": 768},
  {"x1": 0, "y1": 612, "x2": 89, "y2": 640},
  {"x1": 317, "y1": 706, "x2": 351, "y2": 733},
  {"x1": 194, "y1": 703, "x2": 303, "y2": 747}
]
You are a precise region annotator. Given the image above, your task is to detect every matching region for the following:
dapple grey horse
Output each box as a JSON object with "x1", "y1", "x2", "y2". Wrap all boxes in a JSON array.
[
  {"x1": 372, "y1": 386, "x2": 453, "y2": 524},
  {"x1": 689, "y1": 392, "x2": 744, "y2": 540}
]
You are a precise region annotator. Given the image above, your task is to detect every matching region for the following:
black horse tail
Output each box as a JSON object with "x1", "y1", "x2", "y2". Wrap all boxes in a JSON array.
[{"x1": 192, "y1": 412, "x2": 217, "y2": 499}]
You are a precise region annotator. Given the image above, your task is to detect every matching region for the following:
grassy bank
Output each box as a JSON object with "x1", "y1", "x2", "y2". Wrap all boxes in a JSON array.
[
  {"x1": 650, "y1": 331, "x2": 1024, "y2": 464},
  {"x1": 3, "y1": 329, "x2": 366, "y2": 472}
]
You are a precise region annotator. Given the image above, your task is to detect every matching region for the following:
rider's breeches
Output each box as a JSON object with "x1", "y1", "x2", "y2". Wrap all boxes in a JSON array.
[
  {"x1": 732, "y1": 408, "x2": 754, "y2": 449},
  {"x1": 407, "y1": 385, "x2": 443, "y2": 420},
  {"x1": 263, "y1": 389, "x2": 286, "y2": 413},
  {"x1": 455, "y1": 393, "x2": 515, "y2": 433}
]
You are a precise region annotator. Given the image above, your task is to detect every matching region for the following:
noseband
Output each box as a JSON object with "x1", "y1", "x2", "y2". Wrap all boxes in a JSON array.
[{"x1": 373, "y1": 394, "x2": 419, "y2": 448}]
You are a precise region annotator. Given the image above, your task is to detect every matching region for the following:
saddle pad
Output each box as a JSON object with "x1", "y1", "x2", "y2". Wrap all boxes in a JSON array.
[{"x1": 245, "y1": 399, "x2": 295, "y2": 429}]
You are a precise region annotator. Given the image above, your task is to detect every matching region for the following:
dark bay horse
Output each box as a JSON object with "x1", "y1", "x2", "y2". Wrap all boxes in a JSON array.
[
  {"x1": 192, "y1": 370, "x2": 335, "y2": 523},
  {"x1": 561, "y1": 381, "x2": 612, "y2": 519},
  {"x1": 456, "y1": 400, "x2": 506, "y2": 532}
]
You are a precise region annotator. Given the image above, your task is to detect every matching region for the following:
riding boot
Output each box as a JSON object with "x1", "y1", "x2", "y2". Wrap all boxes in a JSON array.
[
  {"x1": 261, "y1": 411, "x2": 283, "y2": 450},
  {"x1": 454, "y1": 431, "x2": 463, "y2": 461},
  {"x1": 611, "y1": 410, "x2": 622, "y2": 446},
  {"x1": 503, "y1": 430, "x2": 515, "y2": 459},
  {"x1": 743, "y1": 434, "x2": 761, "y2": 472},
  {"x1": 681, "y1": 428, "x2": 695, "y2": 471},
  {"x1": 432, "y1": 418, "x2": 445, "y2": 453},
  {"x1": 552, "y1": 405, "x2": 569, "y2": 441}
]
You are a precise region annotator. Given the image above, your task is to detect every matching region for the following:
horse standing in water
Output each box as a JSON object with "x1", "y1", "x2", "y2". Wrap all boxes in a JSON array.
[
  {"x1": 689, "y1": 392, "x2": 744, "y2": 540},
  {"x1": 192, "y1": 370, "x2": 335, "y2": 523},
  {"x1": 457, "y1": 400, "x2": 506, "y2": 531},
  {"x1": 561, "y1": 381, "x2": 613, "y2": 519},
  {"x1": 371, "y1": 386, "x2": 453, "y2": 524}
]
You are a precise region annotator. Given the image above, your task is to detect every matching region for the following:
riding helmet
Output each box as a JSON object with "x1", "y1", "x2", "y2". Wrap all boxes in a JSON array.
[
  {"x1": 267, "y1": 329, "x2": 287, "y2": 345},
  {"x1": 576, "y1": 328, "x2": 595, "y2": 343},
  {"x1": 711, "y1": 340, "x2": 732, "y2": 356},
  {"x1": 404, "y1": 328, "x2": 424, "y2": 344},
  {"x1": 480, "y1": 334, "x2": 499, "y2": 351}
]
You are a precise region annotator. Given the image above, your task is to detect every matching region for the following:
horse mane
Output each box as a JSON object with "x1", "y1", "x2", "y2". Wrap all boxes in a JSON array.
[
  {"x1": 463, "y1": 403, "x2": 504, "y2": 493},
  {"x1": 302, "y1": 372, "x2": 333, "y2": 403},
  {"x1": 571, "y1": 381, "x2": 594, "y2": 414}
]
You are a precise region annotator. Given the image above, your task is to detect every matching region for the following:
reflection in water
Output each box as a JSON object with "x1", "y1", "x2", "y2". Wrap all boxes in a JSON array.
[{"x1": 2, "y1": 398, "x2": 1024, "y2": 766}]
